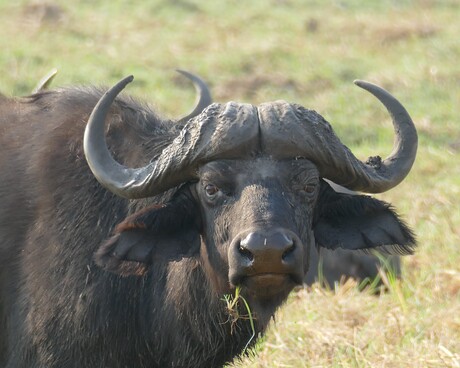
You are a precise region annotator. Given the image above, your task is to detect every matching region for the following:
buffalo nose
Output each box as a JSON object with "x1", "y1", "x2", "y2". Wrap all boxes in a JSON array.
[
  {"x1": 238, "y1": 231, "x2": 295, "y2": 263},
  {"x1": 228, "y1": 229, "x2": 304, "y2": 285}
]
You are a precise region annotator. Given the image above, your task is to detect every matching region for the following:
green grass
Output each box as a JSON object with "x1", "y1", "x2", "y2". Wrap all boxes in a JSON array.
[
  {"x1": 223, "y1": 286, "x2": 257, "y2": 354},
  {"x1": 1, "y1": 0, "x2": 459, "y2": 366}
]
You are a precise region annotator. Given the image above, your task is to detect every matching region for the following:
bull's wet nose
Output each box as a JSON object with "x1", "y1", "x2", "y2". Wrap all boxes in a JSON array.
[
  {"x1": 228, "y1": 229, "x2": 304, "y2": 285},
  {"x1": 238, "y1": 231, "x2": 295, "y2": 263}
]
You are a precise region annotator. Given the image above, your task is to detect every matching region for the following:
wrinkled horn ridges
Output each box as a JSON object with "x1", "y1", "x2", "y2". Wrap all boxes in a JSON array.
[
  {"x1": 84, "y1": 73, "x2": 254, "y2": 200},
  {"x1": 84, "y1": 74, "x2": 207, "y2": 199}
]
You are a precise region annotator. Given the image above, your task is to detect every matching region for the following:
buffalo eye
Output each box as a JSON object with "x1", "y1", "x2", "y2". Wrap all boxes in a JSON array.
[
  {"x1": 302, "y1": 184, "x2": 316, "y2": 194},
  {"x1": 303, "y1": 184, "x2": 316, "y2": 194},
  {"x1": 204, "y1": 183, "x2": 220, "y2": 198}
]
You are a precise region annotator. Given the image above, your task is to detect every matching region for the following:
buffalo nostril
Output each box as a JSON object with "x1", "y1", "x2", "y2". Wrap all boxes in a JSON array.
[
  {"x1": 282, "y1": 243, "x2": 296, "y2": 261},
  {"x1": 238, "y1": 244, "x2": 254, "y2": 262}
]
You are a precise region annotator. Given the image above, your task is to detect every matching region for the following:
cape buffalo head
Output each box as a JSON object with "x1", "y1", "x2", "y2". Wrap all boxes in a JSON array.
[{"x1": 85, "y1": 75, "x2": 416, "y2": 324}]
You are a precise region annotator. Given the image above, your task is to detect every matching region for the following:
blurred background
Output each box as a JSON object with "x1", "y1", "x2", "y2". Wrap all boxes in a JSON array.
[{"x1": 1, "y1": 1, "x2": 459, "y2": 366}]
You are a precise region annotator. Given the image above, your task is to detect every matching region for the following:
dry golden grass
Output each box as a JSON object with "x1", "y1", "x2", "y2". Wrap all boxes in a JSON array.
[{"x1": 232, "y1": 277, "x2": 460, "y2": 368}]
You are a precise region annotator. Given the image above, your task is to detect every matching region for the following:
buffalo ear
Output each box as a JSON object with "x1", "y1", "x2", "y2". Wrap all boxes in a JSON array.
[
  {"x1": 95, "y1": 190, "x2": 201, "y2": 276},
  {"x1": 313, "y1": 180, "x2": 416, "y2": 254}
]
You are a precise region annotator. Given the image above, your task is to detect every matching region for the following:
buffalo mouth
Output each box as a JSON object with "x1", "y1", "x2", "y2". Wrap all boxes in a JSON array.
[
  {"x1": 229, "y1": 273, "x2": 300, "y2": 327},
  {"x1": 233, "y1": 272, "x2": 301, "y2": 299}
]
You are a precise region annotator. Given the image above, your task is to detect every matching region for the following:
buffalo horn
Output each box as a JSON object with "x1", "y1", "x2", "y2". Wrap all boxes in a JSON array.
[
  {"x1": 32, "y1": 68, "x2": 58, "y2": 93},
  {"x1": 176, "y1": 69, "x2": 212, "y2": 123},
  {"x1": 257, "y1": 80, "x2": 417, "y2": 194},
  {"x1": 84, "y1": 73, "x2": 259, "y2": 199},
  {"x1": 340, "y1": 80, "x2": 418, "y2": 193},
  {"x1": 83, "y1": 72, "x2": 210, "y2": 199}
]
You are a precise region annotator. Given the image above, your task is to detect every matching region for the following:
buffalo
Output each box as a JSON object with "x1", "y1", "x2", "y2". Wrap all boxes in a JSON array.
[{"x1": 0, "y1": 71, "x2": 417, "y2": 367}]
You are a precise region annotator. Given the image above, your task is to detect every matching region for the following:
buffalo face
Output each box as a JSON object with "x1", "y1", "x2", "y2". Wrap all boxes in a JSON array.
[{"x1": 196, "y1": 158, "x2": 318, "y2": 319}]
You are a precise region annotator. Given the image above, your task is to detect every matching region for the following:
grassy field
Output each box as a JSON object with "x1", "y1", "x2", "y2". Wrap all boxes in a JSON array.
[{"x1": 1, "y1": 0, "x2": 459, "y2": 367}]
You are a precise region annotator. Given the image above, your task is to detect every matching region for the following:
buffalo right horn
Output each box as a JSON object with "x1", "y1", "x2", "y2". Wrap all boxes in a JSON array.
[
  {"x1": 332, "y1": 80, "x2": 418, "y2": 193},
  {"x1": 311, "y1": 80, "x2": 418, "y2": 193},
  {"x1": 258, "y1": 80, "x2": 418, "y2": 193}
]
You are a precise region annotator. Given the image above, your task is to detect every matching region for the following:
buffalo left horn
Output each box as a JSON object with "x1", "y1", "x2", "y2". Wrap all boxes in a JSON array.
[{"x1": 84, "y1": 73, "x2": 258, "y2": 199}]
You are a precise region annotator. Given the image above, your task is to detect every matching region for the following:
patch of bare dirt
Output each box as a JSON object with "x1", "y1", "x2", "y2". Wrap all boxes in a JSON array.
[{"x1": 22, "y1": 1, "x2": 67, "y2": 28}]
